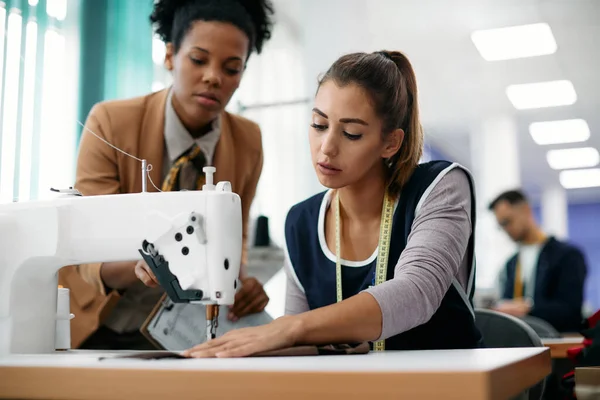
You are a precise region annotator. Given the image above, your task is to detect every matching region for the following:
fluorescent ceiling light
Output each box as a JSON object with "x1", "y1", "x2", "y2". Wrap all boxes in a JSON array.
[
  {"x1": 529, "y1": 119, "x2": 590, "y2": 145},
  {"x1": 506, "y1": 80, "x2": 576, "y2": 110},
  {"x1": 547, "y1": 147, "x2": 599, "y2": 170},
  {"x1": 559, "y1": 168, "x2": 600, "y2": 189},
  {"x1": 471, "y1": 23, "x2": 557, "y2": 61}
]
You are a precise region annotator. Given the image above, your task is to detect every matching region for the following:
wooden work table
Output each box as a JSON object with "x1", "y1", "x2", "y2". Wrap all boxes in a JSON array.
[
  {"x1": 542, "y1": 336, "x2": 585, "y2": 358},
  {"x1": 0, "y1": 347, "x2": 551, "y2": 400}
]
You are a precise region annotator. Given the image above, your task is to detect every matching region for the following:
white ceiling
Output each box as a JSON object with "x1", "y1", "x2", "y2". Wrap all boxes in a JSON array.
[{"x1": 275, "y1": 0, "x2": 600, "y2": 204}]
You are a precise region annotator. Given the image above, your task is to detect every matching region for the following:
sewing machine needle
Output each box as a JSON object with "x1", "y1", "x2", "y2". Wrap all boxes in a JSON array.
[
  {"x1": 206, "y1": 304, "x2": 218, "y2": 341},
  {"x1": 206, "y1": 321, "x2": 212, "y2": 342}
]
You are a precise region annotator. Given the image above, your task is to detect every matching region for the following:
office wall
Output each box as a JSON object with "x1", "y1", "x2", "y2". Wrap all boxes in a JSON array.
[
  {"x1": 102, "y1": 0, "x2": 153, "y2": 101},
  {"x1": 77, "y1": 0, "x2": 107, "y2": 133},
  {"x1": 566, "y1": 203, "x2": 600, "y2": 312},
  {"x1": 422, "y1": 143, "x2": 450, "y2": 163},
  {"x1": 78, "y1": 0, "x2": 153, "y2": 138}
]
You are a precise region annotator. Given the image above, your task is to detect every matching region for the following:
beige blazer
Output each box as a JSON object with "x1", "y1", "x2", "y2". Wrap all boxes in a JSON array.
[{"x1": 58, "y1": 89, "x2": 263, "y2": 347}]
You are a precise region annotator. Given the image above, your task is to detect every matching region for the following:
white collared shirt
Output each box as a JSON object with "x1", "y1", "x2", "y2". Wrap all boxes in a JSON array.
[
  {"x1": 162, "y1": 88, "x2": 221, "y2": 180},
  {"x1": 518, "y1": 243, "x2": 543, "y2": 298}
]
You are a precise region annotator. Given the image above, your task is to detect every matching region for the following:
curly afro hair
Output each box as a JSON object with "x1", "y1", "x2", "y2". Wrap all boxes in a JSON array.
[{"x1": 150, "y1": 0, "x2": 275, "y2": 56}]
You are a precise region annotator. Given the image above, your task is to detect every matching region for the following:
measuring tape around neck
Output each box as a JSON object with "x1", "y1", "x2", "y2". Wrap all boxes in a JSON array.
[{"x1": 334, "y1": 190, "x2": 395, "y2": 351}]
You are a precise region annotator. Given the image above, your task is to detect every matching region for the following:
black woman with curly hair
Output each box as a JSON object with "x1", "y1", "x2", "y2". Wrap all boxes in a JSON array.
[{"x1": 60, "y1": 0, "x2": 276, "y2": 350}]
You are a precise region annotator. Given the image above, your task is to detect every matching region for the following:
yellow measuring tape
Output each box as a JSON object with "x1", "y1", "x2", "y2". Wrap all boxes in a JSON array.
[{"x1": 335, "y1": 190, "x2": 394, "y2": 351}]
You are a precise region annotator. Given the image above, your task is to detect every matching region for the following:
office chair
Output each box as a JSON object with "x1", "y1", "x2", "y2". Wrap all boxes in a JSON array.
[
  {"x1": 521, "y1": 315, "x2": 561, "y2": 339},
  {"x1": 475, "y1": 308, "x2": 547, "y2": 400}
]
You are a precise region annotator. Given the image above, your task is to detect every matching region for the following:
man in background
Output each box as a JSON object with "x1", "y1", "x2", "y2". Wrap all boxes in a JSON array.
[{"x1": 489, "y1": 189, "x2": 587, "y2": 333}]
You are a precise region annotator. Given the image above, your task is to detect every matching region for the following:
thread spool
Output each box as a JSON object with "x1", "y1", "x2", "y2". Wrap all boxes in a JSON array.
[
  {"x1": 55, "y1": 287, "x2": 74, "y2": 351},
  {"x1": 254, "y1": 215, "x2": 270, "y2": 247}
]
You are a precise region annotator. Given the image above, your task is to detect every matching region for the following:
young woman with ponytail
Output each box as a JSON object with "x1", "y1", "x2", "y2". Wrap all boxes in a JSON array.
[{"x1": 185, "y1": 50, "x2": 483, "y2": 358}]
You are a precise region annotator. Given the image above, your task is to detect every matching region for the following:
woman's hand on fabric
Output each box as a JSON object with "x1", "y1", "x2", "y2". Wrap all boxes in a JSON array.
[{"x1": 183, "y1": 316, "x2": 303, "y2": 358}]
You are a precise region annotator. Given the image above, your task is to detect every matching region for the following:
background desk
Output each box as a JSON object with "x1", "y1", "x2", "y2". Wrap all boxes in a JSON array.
[
  {"x1": 0, "y1": 348, "x2": 550, "y2": 400},
  {"x1": 541, "y1": 337, "x2": 585, "y2": 398},
  {"x1": 542, "y1": 337, "x2": 585, "y2": 358}
]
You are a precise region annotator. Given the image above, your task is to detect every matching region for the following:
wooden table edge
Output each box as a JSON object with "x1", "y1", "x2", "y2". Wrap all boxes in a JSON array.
[
  {"x1": 0, "y1": 349, "x2": 552, "y2": 400},
  {"x1": 486, "y1": 347, "x2": 552, "y2": 400}
]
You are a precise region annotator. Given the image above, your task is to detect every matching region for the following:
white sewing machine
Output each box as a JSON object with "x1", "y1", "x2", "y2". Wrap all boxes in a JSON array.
[{"x1": 0, "y1": 168, "x2": 242, "y2": 356}]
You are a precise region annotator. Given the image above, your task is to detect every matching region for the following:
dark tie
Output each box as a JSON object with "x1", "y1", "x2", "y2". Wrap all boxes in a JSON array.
[{"x1": 162, "y1": 144, "x2": 207, "y2": 191}]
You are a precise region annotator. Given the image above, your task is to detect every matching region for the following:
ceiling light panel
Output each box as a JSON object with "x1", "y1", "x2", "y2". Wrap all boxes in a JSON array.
[
  {"x1": 471, "y1": 23, "x2": 557, "y2": 61},
  {"x1": 529, "y1": 119, "x2": 590, "y2": 145},
  {"x1": 547, "y1": 147, "x2": 599, "y2": 170},
  {"x1": 506, "y1": 80, "x2": 576, "y2": 110},
  {"x1": 559, "y1": 168, "x2": 600, "y2": 189}
]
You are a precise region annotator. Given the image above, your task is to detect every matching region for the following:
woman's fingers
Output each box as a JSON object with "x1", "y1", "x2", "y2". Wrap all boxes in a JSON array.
[{"x1": 134, "y1": 261, "x2": 159, "y2": 287}]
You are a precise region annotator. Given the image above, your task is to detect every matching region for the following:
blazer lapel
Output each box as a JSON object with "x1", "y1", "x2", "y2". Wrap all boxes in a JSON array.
[
  {"x1": 136, "y1": 89, "x2": 169, "y2": 192},
  {"x1": 213, "y1": 112, "x2": 237, "y2": 191},
  {"x1": 534, "y1": 238, "x2": 554, "y2": 299},
  {"x1": 506, "y1": 256, "x2": 517, "y2": 298}
]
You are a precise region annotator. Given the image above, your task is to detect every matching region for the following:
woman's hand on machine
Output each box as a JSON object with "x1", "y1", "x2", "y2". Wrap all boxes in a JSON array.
[
  {"x1": 135, "y1": 260, "x2": 160, "y2": 288},
  {"x1": 228, "y1": 277, "x2": 269, "y2": 321}
]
